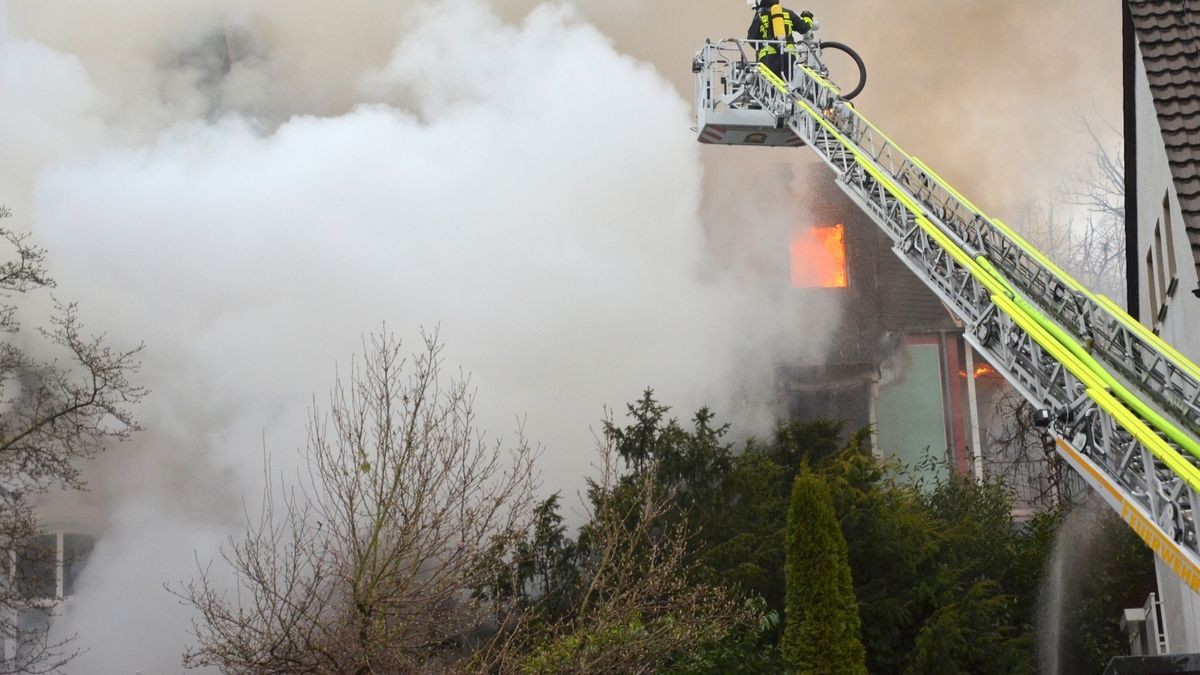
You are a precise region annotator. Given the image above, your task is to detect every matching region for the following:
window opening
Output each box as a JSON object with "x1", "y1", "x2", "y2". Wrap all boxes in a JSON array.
[
  {"x1": 1163, "y1": 192, "x2": 1178, "y2": 293},
  {"x1": 790, "y1": 223, "x2": 848, "y2": 288},
  {"x1": 1147, "y1": 250, "x2": 1159, "y2": 329},
  {"x1": 1155, "y1": 223, "x2": 1168, "y2": 302}
]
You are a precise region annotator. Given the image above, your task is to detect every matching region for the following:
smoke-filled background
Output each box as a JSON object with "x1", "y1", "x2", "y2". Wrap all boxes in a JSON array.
[{"x1": 0, "y1": 0, "x2": 1117, "y2": 671}]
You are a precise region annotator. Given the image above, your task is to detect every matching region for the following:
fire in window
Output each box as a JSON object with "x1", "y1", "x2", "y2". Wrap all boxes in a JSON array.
[{"x1": 790, "y1": 223, "x2": 848, "y2": 288}]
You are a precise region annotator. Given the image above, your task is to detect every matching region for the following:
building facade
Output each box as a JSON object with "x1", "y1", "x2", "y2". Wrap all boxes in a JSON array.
[
  {"x1": 1125, "y1": 0, "x2": 1200, "y2": 654},
  {"x1": 778, "y1": 162, "x2": 1052, "y2": 500}
]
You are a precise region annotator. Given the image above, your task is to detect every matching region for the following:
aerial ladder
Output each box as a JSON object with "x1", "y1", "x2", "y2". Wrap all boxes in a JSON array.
[{"x1": 693, "y1": 34, "x2": 1200, "y2": 593}]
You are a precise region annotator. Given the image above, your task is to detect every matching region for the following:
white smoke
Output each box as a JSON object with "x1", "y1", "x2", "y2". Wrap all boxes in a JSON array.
[
  {"x1": 2, "y1": 1, "x2": 830, "y2": 671},
  {"x1": 0, "y1": 0, "x2": 1119, "y2": 670}
]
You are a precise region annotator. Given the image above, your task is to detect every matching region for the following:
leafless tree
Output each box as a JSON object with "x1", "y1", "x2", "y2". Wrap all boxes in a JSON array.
[
  {"x1": 982, "y1": 388, "x2": 1087, "y2": 511},
  {"x1": 0, "y1": 206, "x2": 145, "y2": 674},
  {"x1": 179, "y1": 330, "x2": 536, "y2": 673},
  {"x1": 983, "y1": 121, "x2": 1124, "y2": 509},
  {"x1": 476, "y1": 431, "x2": 755, "y2": 674},
  {"x1": 1018, "y1": 118, "x2": 1126, "y2": 300},
  {"x1": 1058, "y1": 119, "x2": 1125, "y2": 225}
]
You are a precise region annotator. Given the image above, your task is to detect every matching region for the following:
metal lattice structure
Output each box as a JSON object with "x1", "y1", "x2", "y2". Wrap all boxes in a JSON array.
[{"x1": 694, "y1": 37, "x2": 1200, "y2": 590}]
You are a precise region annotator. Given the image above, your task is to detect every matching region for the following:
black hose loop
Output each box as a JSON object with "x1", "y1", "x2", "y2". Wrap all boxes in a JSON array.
[{"x1": 819, "y1": 40, "x2": 867, "y2": 101}]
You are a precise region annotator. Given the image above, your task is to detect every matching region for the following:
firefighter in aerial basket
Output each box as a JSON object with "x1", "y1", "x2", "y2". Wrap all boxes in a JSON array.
[{"x1": 747, "y1": 0, "x2": 815, "y2": 82}]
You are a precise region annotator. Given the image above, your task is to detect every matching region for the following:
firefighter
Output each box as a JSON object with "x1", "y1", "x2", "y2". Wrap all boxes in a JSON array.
[{"x1": 746, "y1": 0, "x2": 814, "y2": 82}]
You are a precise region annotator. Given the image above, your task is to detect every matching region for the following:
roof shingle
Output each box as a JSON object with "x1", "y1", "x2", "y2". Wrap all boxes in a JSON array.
[{"x1": 1129, "y1": 0, "x2": 1200, "y2": 235}]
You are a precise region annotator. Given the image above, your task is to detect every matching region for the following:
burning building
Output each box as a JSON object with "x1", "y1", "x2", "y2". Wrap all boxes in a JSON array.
[{"x1": 778, "y1": 161, "x2": 1025, "y2": 491}]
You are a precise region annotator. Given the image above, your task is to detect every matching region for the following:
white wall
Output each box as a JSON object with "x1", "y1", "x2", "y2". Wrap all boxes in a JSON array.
[
  {"x1": 1133, "y1": 39, "x2": 1200, "y2": 655},
  {"x1": 1134, "y1": 42, "x2": 1199, "y2": 350}
]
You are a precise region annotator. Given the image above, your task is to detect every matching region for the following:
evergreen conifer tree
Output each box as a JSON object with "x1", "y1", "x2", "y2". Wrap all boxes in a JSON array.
[{"x1": 783, "y1": 465, "x2": 867, "y2": 674}]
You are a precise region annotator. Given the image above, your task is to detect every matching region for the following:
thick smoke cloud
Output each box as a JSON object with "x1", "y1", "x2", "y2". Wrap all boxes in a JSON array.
[
  {"x1": 818, "y1": 0, "x2": 1121, "y2": 212},
  {"x1": 3, "y1": 2, "x2": 831, "y2": 671},
  {"x1": 0, "y1": 1, "x2": 1116, "y2": 671},
  {"x1": 512, "y1": 0, "x2": 1119, "y2": 219}
]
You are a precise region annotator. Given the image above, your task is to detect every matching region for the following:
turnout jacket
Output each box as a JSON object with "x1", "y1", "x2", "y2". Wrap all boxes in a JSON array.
[{"x1": 747, "y1": 6, "x2": 812, "y2": 56}]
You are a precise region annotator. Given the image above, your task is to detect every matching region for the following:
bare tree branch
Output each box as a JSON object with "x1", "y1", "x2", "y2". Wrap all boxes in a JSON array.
[
  {"x1": 475, "y1": 430, "x2": 755, "y2": 674},
  {"x1": 179, "y1": 329, "x2": 536, "y2": 673},
  {"x1": 0, "y1": 207, "x2": 143, "y2": 673},
  {"x1": 984, "y1": 119, "x2": 1122, "y2": 509}
]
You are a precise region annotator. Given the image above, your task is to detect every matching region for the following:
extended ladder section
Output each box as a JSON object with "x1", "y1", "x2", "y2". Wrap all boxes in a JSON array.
[{"x1": 694, "y1": 38, "x2": 1200, "y2": 590}]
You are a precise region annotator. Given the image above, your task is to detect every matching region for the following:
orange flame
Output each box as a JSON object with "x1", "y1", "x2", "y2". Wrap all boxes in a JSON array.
[
  {"x1": 959, "y1": 365, "x2": 998, "y2": 378},
  {"x1": 790, "y1": 224, "x2": 847, "y2": 288}
]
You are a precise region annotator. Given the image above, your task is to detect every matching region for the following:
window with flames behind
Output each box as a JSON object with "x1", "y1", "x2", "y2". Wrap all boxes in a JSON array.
[{"x1": 790, "y1": 224, "x2": 847, "y2": 288}]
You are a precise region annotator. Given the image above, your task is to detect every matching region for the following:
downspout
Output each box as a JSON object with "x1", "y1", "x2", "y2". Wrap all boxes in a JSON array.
[{"x1": 1124, "y1": 0, "x2": 1141, "y2": 319}]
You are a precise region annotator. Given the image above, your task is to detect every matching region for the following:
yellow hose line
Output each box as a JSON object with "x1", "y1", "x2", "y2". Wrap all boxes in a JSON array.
[
  {"x1": 1002, "y1": 291, "x2": 1200, "y2": 462},
  {"x1": 972, "y1": 256, "x2": 1017, "y2": 297},
  {"x1": 908, "y1": 156, "x2": 984, "y2": 213},
  {"x1": 781, "y1": 64, "x2": 1200, "y2": 438},
  {"x1": 995, "y1": 295, "x2": 1200, "y2": 490},
  {"x1": 994, "y1": 218, "x2": 1087, "y2": 293},
  {"x1": 993, "y1": 295, "x2": 1106, "y2": 392},
  {"x1": 908, "y1": 154, "x2": 1200, "y2": 391},
  {"x1": 908, "y1": 153, "x2": 1086, "y2": 291},
  {"x1": 1089, "y1": 387, "x2": 1200, "y2": 494},
  {"x1": 766, "y1": 67, "x2": 1200, "y2": 468},
  {"x1": 1095, "y1": 294, "x2": 1200, "y2": 384}
]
